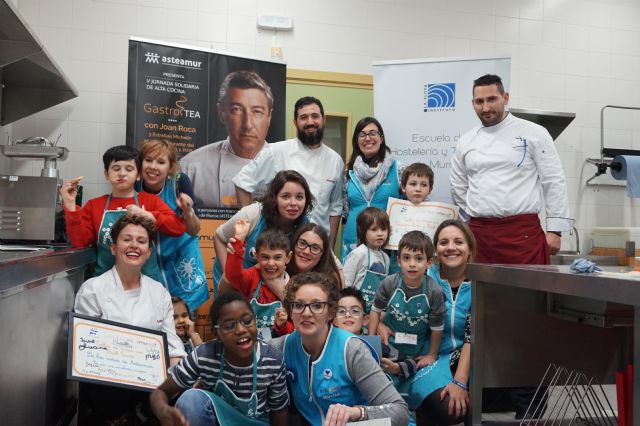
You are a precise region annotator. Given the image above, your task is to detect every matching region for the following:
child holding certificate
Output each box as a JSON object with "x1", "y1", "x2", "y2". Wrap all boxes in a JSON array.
[
  {"x1": 388, "y1": 162, "x2": 435, "y2": 274},
  {"x1": 343, "y1": 207, "x2": 390, "y2": 312},
  {"x1": 369, "y1": 231, "x2": 445, "y2": 386}
]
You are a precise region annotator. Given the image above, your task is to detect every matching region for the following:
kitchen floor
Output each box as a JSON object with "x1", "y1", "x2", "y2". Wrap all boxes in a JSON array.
[{"x1": 475, "y1": 384, "x2": 618, "y2": 425}]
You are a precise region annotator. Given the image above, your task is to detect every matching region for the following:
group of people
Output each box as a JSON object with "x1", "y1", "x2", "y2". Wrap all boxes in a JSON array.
[{"x1": 63, "y1": 72, "x2": 573, "y2": 425}]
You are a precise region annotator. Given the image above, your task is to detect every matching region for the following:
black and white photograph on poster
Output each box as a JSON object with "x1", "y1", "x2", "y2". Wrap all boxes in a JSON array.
[{"x1": 126, "y1": 37, "x2": 286, "y2": 215}]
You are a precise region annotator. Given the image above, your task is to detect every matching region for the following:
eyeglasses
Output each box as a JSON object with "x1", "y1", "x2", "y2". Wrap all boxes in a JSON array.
[
  {"x1": 296, "y1": 238, "x2": 323, "y2": 255},
  {"x1": 215, "y1": 317, "x2": 256, "y2": 333},
  {"x1": 357, "y1": 130, "x2": 381, "y2": 139},
  {"x1": 336, "y1": 307, "x2": 364, "y2": 317},
  {"x1": 288, "y1": 301, "x2": 329, "y2": 314}
]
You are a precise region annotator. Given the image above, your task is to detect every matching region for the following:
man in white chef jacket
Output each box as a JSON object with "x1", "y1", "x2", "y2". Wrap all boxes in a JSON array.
[
  {"x1": 450, "y1": 74, "x2": 573, "y2": 265},
  {"x1": 180, "y1": 70, "x2": 273, "y2": 208},
  {"x1": 233, "y1": 96, "x2": 344, "y2": 248},
  {"x1": 450, "y1": 73, "x2": 574, "y2": 419}
]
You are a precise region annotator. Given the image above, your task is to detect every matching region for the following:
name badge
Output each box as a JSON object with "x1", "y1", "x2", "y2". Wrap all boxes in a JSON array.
[
  {"x1": 395, "y1": 332, "x2": 417, "y2": 345},
  {"x1": 259, "y1": 327, "x2": 272, "y2": 342}
]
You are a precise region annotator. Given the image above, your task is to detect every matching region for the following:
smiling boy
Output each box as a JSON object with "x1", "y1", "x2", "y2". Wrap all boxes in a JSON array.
[
  {"x1": 369, "y1": 231, "x2": 445, "y2": 368},
  {"x1": 226, "y1": 220, "x2": 294, "y2": 337}
]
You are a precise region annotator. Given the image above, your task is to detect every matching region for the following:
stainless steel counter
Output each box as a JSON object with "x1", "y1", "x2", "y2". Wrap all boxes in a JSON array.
[
  {"x1": 468, "y1": 263, "x2": 638, "y2": 425},
  {"x1": 0, "y1": 247, "x2": 95, "y2": 426}
]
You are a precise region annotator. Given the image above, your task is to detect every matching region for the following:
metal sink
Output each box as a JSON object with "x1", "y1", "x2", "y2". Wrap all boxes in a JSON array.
[{"x1": 550, "y1": 252, "x2": 619, "y2": 266}]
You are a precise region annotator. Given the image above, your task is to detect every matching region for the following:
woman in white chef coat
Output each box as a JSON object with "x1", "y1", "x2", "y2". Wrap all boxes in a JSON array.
[{"x1": 74, "y1": 214, "x2": 185, "y2": 424}]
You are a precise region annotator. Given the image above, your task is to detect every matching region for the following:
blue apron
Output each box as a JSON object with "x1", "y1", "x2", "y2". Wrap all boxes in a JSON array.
[
  {"x1": 408, "y1": 264, "x2": 472, "y2": 409},
  {"x1": 202, "y1": 349, "x2": 268, "y2": 425},
  {"x1": 359, "y1": 249, "x2": 388, "y2": 313},
  {"x1": 251, "y1": 280, "x2": 281, "y2": 342},
  {"x1": 381, "y1": 277, "x2": 431, "y2": 400},
  {"x1": 342, "y1": 160, "x2": 400, "y2": 261},
  {"x1": 95, "y1": 193, "x2": 161, "y2": 281},
  {"x1": 383, "y1": 277, "x2": 430, "y2": 359},
  {"x1": 212, "y1": 215, "x2": 266, "y2": 297},
  {"x1": 284, "y1": 327, "x2": 373, "y2": 425},
  {"x1": 143, "y1": 175, "x2": 208, "y2": 311}
]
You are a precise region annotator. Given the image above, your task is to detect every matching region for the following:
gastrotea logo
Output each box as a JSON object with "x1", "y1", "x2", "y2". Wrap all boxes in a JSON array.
[
  {"x1": 424, "y1": 83, "x2": 456, "y2": 112},
  {"x1": 145, "y1": 52, "x2": 160, "y2": 64}
]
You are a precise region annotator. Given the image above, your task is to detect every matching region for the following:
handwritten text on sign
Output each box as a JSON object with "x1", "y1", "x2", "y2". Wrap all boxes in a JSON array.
[
  {"x1": 71, "y1": 318, "x2": 167, "y2": 389},
  {"x1": 385, "y1": 198, "x2": 459, "y2": 249}
]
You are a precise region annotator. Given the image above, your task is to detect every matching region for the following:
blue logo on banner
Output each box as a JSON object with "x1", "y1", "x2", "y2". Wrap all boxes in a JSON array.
[{"x1": 424, "y1": 83, "x2": 456, "y2": 112}]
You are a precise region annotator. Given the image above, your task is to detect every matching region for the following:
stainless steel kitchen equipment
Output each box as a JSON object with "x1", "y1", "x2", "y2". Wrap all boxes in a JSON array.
[
  {"x1": 0, "y1": 138, "x2": 70, "y2": 241},
  {"x1": 0, "y1": 175, "x2": 59, "y2": 241},
  {"x1": 0, "y1": 0, "x2": 77, "y2": 125},
  {"x1": 1, "y1": 136, "x2": 69, "y2": 178}
]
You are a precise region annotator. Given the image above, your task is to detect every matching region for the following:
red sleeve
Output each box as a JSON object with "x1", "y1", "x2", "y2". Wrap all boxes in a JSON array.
[
  {"x1": 65, "y1": 197, "x2": 105, "y2": 248},
  {"x1": 273, "y1": 318, "x2": 294, "y2": 336},
  {"x1": 225, "y1": 239, "x2": 260, "y2": 299},
  {"x1": 140, "y1": 192, "x2": 186, "y2": 237}
]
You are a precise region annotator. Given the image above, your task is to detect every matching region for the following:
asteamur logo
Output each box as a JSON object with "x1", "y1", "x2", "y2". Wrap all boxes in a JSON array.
[
  {"x1": 144, "y1": 52, "x2": 202, "y2": 69},
  {"x1": 145, "y1": 52, "x2": 160, "y2": 64},
  {"x1": 424, "y1": 83, "x2": 456, "y2": 112}
]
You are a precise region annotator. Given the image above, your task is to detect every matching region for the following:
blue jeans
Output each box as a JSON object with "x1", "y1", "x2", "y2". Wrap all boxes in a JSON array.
[{"x1": 175, "y1": 389, "x2": 218, "y2": 426}]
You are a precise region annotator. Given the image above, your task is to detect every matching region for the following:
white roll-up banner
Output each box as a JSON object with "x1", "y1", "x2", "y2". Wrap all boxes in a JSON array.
[{"x1": 373, "y1": 56, "x2": 511, "y2": 203}]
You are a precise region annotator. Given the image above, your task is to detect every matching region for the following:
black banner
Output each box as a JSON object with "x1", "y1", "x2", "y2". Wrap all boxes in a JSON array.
[{"x1": 126, "y1": 38, "x2": 286, "y2": 157}]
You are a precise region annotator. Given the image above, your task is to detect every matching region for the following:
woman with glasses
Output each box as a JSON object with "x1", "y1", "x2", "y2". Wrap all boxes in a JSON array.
[
  {"x1": 271, "y1": 272, "x2": 409, "y2": 426},
  {"x1": 287, "y1": 223, "x2": 344, "y2": 289},
  {"x1": 214, "y1": 170, "x2": 315, "y2": 296},
  {"x1": 342, "y1": 117, "x2": 401, "y2": 261},
  {"x1": 151, "y1": 291, "x2": 289, "y2": 426}
]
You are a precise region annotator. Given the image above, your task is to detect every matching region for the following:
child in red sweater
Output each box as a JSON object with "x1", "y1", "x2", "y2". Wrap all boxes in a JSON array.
[
  {"x1": 225, "y1": 220, "x2": 293, "y2": 340},
  {"x1": 60, "y1": 145, "x2": 185, "y2": 281}
]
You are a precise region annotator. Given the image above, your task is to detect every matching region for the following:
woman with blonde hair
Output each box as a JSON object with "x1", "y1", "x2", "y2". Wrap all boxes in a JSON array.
[{"x1": 138, "y1": 138, "x2": 208, "y2": 311}]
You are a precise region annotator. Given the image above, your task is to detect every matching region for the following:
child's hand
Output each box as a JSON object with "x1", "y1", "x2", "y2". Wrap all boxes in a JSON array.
[
  {"x1": 381, "y1": 357, "x2": 401, "y2": 375},
  {"x1": 226, "y1": 237, "x2": 238, "y2": 254},
  {"x1": 60, "y1": 180, "x2": 79, "y2": 210},
  {"x1": 376, "y1": 322, "x2": 395, "y2": 346},
  {"x1": 416, "y1": 354, "x2": 436, "y2": 369},
  {"x1": 176, "y1": 192, "x2": 194, "y2": 215},
  {"x1": 275, "y1": 307, "x2": 288, "y2": 328},
  {"x1": 233, "y1": 219, "x2": 250, "y2": 241},
  {"x1": 126, "y1": 204, "x2": 156, "y2": 222},
  {"x1": 184, "y1": 316, "x2": 195, "y2": 337}
]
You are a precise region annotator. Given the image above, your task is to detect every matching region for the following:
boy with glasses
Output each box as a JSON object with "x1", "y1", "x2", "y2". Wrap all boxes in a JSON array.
[{"x1": 334, "y1": 288, "x2": 418, "y2": 379}]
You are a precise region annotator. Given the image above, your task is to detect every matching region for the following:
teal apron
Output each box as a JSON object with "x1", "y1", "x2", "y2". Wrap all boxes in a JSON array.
[
  {"x1": 359, "y1": 249, "x2": 388, "y2": 313},
  {"x1": 202, "y1": 349, "x2": 268, "y2": 426},
  {"x1": 95, "y1": 193, "x2": 161, "y2": 281},
  {"x1": 250, "y1": 280, "x2": 281, "y2": 342},
  {"x1": 383, "y1": 277, "x2": 431, "y2": 358},
  {"x1": 383, "y1": 277, "x2": 431, "y2": 400},
  {"x1": 144, "y1": 175, "x2": 208, "y2": 311}
]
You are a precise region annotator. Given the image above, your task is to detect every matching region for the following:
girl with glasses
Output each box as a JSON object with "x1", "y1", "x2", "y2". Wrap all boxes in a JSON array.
[
  {"x1": 151, "y1": 291, "x2": 289, "y2": 426},
  {"x1": 270, "y1": 272, "x2": 409, "y2": 426},
  {"x1": 287, "y1": 223, "x2": 344, "y2": 288},
  {"x1": 342, "y1": 117, "x2": 402, "y2": 261}
]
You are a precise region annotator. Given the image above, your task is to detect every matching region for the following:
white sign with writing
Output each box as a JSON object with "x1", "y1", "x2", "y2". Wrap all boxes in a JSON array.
[
  {"x1": 67, "y1": 313, "x2": 168, "y2": 391},
  {"x1": 385, "y1": 197, "x2": 459, "y2": 249}
]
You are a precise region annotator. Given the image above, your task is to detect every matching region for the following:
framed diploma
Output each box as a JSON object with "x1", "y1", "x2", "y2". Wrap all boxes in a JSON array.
[
  {"x1": 67, "y1": 312, "x2": 169, "y2": 392},
  {"x1": 385, "y1": 197, "x2": 459, "y2": 249}
]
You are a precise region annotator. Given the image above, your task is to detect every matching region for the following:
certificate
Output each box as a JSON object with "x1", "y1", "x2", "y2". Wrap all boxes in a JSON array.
[
  {"x1": 67, "y1": 312, "x2": 169, "y2": 392},
  {"x1": 385, "y1": 197, "x2": 459, "y2": 249}
]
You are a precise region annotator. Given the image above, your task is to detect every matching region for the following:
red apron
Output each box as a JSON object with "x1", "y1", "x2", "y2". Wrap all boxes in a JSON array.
[{"x1": 469, "y1": 214, "x2": 550, "y2": 265}]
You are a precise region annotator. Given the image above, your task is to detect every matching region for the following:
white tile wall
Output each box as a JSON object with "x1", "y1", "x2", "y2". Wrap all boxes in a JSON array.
[{"x1": 1, "y1": 0, "x2": 640, "y2": 239}]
